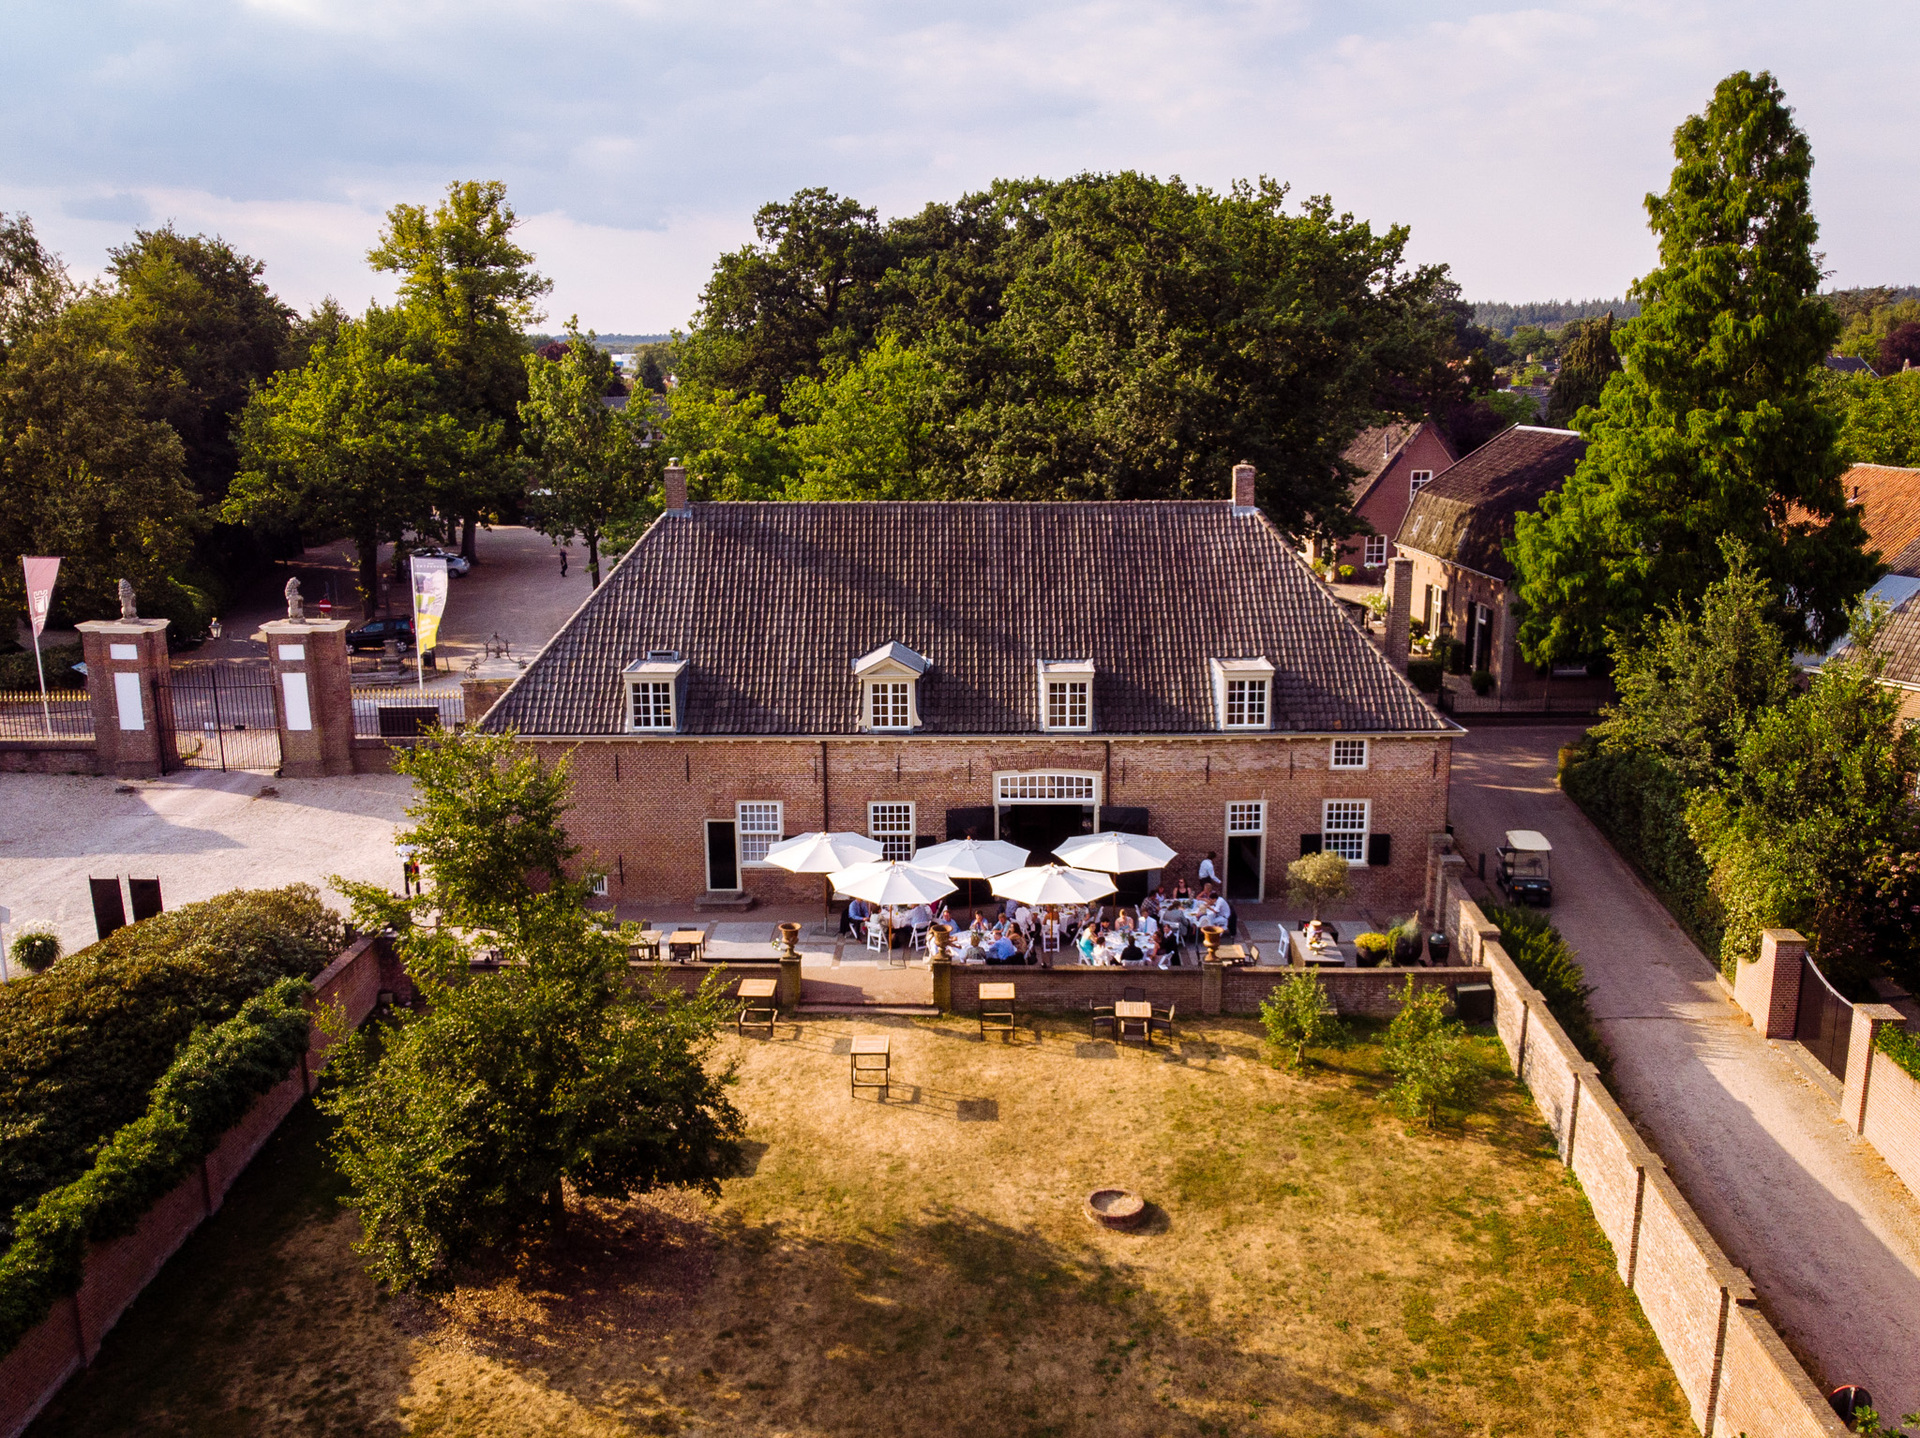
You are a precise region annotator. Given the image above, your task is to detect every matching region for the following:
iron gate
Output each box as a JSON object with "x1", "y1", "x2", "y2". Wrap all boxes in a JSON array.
[
  {"x1": 1795, "y1": 954, "x2": 1853, "y2": 1081},
  {"x1": 163, "y1": 664, "x2": 282, "y2": 773}
]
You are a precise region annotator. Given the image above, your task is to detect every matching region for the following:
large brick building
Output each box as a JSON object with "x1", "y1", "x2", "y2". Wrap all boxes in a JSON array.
[
  {"x1": 482, "y1": 464, "x2": 1456, "y2": 912},
  {"x1": 1305, "y1": 421, "x2": 1457, "y2": 580}
]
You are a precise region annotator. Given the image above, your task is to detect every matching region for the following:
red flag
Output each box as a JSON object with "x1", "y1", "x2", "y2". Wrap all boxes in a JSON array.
[{"x1": 21, "y1": 557, "x2": 59, "y2": 638}]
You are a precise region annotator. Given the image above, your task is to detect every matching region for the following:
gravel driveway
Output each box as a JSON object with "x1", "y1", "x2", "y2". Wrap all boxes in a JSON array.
[{"x1": 1450, "y1": 724, "x2": 1920, "y2": 1418}]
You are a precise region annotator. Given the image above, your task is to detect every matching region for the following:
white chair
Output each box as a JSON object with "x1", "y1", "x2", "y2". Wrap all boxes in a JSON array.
[
  {"x1": 1041, "y1": 922, "x2": 1060, "y2": 954},
  {"x1": 909, "y1": 925, "x2": 929, "y2": 953},
  {"x1": 865, "y1": 917, "x2": 888, "y2": 953}
]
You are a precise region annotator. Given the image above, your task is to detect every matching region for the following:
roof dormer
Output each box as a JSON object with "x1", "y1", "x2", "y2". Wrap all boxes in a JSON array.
[
  {"x1": 1210, "y1": 656, "x2": 1275, "y2": 731},
  {"x1": 624, "y1": 651, "x2": 689, "y2": 732},
  {"x1": 1038, "y1": 658, "x2": 1095, "y2": 732},
  {"x1": 854, "y1": 642, "x2": 929, "y2": 731}
]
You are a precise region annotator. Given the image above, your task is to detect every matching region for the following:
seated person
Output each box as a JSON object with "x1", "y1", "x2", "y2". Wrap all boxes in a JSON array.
[
  {"x1": 845, "y1": 896, "x2": 872, "y2": 936},
  {"x1": 1136, "y1": 912, "x2": 1158, "y2": 939},
  {"x1": 1141, "y1": 890, "x2": 1163, "y2": 919},
  {"x1": 904, "y1": 902, "x2": 933, "y2": 937},
  {"x1": 1076, "y1": 925, "x2": 1098, "y2": 965},
  {"x1": 1120, "y1": 935, "x2": 1145, "y2": 967},
  {"x1": 1212, "y1": 895, "x2": 1234, "y2": 937},
  {"x1": 1157, "y1": 932, "x2": 1181, "y2": 969},
  {"x1": 1171, "y1": 877, "x2": 1194, "y2": 901},
  {"x1": 987, "y1": 930, "x2": 1019, "y2": 963}
]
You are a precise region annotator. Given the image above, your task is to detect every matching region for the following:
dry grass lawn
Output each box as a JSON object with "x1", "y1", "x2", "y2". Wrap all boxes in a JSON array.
[{"x1": 30, "y1": 1014, "x2": 1694, "y2": 1438}]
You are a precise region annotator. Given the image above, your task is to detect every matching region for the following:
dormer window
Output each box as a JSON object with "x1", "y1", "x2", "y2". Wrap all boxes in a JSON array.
[
  {"x1": 1038, "y1": 659, "x2": 1094, "y2": 732},
  {"x1": 1210, "y1": 657, "x2": 1275, "y2": 731},
  {"x1": 624, "y1": 652, "x2": 687, "y2": 732},
  {"x1": 853, "y1": 641, "x2": 929, "y2": 732}
]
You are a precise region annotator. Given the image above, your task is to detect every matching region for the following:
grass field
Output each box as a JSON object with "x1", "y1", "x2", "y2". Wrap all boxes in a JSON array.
[{"x1": 29, "y1": 1013, "x2": 1693, "y2": 1438}]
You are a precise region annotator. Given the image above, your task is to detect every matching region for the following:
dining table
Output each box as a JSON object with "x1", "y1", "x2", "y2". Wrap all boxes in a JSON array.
[{"x1": 1289, "y1": 929, "x2": 1355, "y2": 968}]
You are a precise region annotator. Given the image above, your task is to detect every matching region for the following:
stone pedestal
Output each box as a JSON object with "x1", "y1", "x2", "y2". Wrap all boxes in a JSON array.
[
  {"x1": 262, "y1": 620, "x2": 353, "y2": 777},
  {"x1": 1733, "y1": 929, "x2": 1805, "y2": 1039},
  {"x1": 74, "y1": 619, "x2": 172, "y2": 778},
  {"x1": 1386, "y1": 556, "x2": 1414, "y2": 672},
  {"x1": 930, "y1": 924, "x2": 953, "y2": 1012},
  {"x1": 777, "y1": 921, "x2": 803, "y2": 1009}
]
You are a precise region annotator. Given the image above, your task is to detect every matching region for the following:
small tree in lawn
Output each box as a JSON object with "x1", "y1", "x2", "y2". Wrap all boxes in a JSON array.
[
  {"x1": 322, "y1": 729, "x2": 744, "y2": 1289},
  {"x1": 1383, "y1": 977, "x2": 1479, "y2": 1128},
  {"x1": 1260, "y1": 971, "x2": 1344, "y2": 1071},
  {"x1": 1287, "y1": 849, "x2": 1352, "y2": 919}
]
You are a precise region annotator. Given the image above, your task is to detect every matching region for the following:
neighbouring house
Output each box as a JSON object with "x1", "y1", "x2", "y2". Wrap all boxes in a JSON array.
[
  {"x1": 480, "y1": 462, "x2": 1456, "y2": 911},
  {"x1": 1814, "y1": 462, "x2": 1920, "y2": 719},
  {"x1": 1826, "y1": 354, "x2": 1880, "y2": 378},
  {"x1": 1392, "y1": 425, "x2": 1586, "y2": 697},
  {"x1": 1305, "y1": 421, "x2": 1457, "y2": 581}
]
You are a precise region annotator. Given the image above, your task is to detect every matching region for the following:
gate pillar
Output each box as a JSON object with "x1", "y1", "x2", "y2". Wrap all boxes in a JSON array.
[
  {"x1": 74, "y1": 617, "x2": 173, "y2": 778},
  {"x1": 262, "y1": 619, "x2": 354, "y2": 777},
  {"x1": 1733, "y1": 929, "x2": 1805, "y2": 1039}
]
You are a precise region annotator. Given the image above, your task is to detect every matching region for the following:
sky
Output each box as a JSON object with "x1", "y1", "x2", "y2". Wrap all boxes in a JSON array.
[{"x1": 3, "y1": 0, "x2": 1916, "y2": 333}]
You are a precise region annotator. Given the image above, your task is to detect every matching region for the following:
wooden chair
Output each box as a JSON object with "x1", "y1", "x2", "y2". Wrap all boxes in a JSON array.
[
  {"x1": 1123, "y1": 985, "x2": 1147, "y2": 1004},
  {"x1": 850, "y1": 1035, "x2": 891, "y2": 1097},
  {"x1": 1148, "y1": 1000, "x2": 1177, "y2": 1044},
  {"x1": 979, "y1": 982, "x2": 1017, "y2": 1042},
  {"x1": 1089, "y1": 1001, "x2": 1117, "y2": 1040}
]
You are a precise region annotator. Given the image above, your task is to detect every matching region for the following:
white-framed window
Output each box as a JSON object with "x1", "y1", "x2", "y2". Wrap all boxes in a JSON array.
[
  {"x1": 1409, "y1": 469, "x2": 1434, "y2": 500},
  {"x1": 1362, "y1": 534, "x2": 1387, "y2": 567},
  {"x1": 1323, "y1": 799, "x2": 1370, "y2": 865},
  {"x1": 629, "y1": 680, "x2": 674, "y2": 730},
  {"x1": 995, "y1": 772, "x2": 1099, "y2": 802},
  {"x1": 868, "y1": 681, "x2": 912, "y2": 731},
  {"x1": 737, "y1": 801, "x2": 783, "y2": 866},
  {"x1": 1225, "y1": 678, "x2": 1269, "y2": 729},
  {"x1": 1331, "y1": 738, "x2": 1369, "y2": 770},
  {"x1": 1045, "y1": 680, "x2": 1090, "y2": 731},
  {"x1": 868, "y1": 801, "x2": 916, "y2": 862},
  {"x1": 1226, "y1": 801, "x2": 1265, "y2": 835},
  {"x1": 590, "y1": 874, "x2": 609, "y2": 897}
]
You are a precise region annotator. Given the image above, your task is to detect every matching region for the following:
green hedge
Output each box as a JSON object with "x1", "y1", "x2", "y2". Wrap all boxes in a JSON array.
[
  {"x1": 1558, "y1": 747, "x2": 1724, "y2": 964},
  {"x1": 1406, "y1": 659, "x2": 1442, "y2": 692},
  {"x1": 1879, "y1": 1022, "x2": 1920, "y2": 1085},
  {"x1": 0, "y1": 644, "x2": 81, "y2": 691},
  {"x1": 0, "y1": 978, "x2": 312, "y2": 1351},
  {"x1": 0, "y1": 886, "x2": 342, "y2": 1240},
  {"x1": 1486, "y1": 904, "x2": 1612, "y2": 1082}
]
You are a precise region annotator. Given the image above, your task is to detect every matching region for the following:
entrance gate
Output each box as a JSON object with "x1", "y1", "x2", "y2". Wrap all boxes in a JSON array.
[
  {"x1": 1795, "y1": 954, "x2": 1853, "y2": 1082},
  {"x1": 163, "y1": 663, "x2": 282, "y2": 773}
]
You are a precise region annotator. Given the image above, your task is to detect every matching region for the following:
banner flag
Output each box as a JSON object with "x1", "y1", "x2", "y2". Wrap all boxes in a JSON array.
[
  {"x1": 410, "y1": 555, "x2": 450, "y2": 656},
  {"x1": 22, "y1": 557, "x2": 59, "y2": 638}
]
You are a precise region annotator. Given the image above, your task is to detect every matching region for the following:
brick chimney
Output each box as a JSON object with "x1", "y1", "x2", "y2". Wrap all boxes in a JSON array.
[
  {"x1": 663, "y1": 458, "x2": 690, "y2": 516},
  {"x1": 1231, "y1": 461, "x2": 1257, "y2": 514},
  {"x1": 1385, "y1": 557, "x2": 1414, "y2": 672}
]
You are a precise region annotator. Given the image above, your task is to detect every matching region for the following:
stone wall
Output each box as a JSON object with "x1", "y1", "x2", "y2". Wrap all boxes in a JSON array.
[
  {"x1": 0, "y1": 935, "x2": 396, "y2": 1438},
  {"x1": 0, "y1": 740, "x2": 98, "y2": 774},
  {"x1": 1859, "y1": 1047, "x2": 1920, "y2": 1206}
]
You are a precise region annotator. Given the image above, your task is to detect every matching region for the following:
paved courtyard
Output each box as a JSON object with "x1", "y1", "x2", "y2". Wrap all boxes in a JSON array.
[{"x1": 1448, "y1": 723, "x2": 1920, "y2": 1419}]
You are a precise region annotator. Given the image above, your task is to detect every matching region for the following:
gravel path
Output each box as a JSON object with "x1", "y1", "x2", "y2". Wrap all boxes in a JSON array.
[{"x1": 1449, "y1": 724, "x2": 1920, "y2": 1418}]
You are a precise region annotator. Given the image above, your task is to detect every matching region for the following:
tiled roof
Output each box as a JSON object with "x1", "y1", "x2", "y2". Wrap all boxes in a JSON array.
[
  {"x1": 1827, "y1": 355, "x2": 1880, "y2": 377},
  {"x1": 1338, "y1": 421, "x2": 1454, "y2": 507},
  {"x1": 1843, "y1": 464, "x2": 1920, "y2": 575},
  {"x1": 482, "y1": 501, "x2": 1449, "y2": 737},
  {"x1": 1394, "y1": 426, "x2": 1586, "y2": 580},
  {"x1": 1830, "y1": 577, "x2": 1920, "y2": 686}
]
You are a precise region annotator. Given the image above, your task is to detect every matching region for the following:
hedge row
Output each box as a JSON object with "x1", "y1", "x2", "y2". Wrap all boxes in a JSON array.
[
  {"x1": 1487, "y1": 903, "x2": 1612, "y2": 1082},
  {"x1": 1558, "y1": 747, "x2": 1725, "y2": 966},
  {"x1": 0, "y1": 978, "x2": 312, "y2": 1352},
  {"x1": 1880, "y1": 1021, "x2": 1920, "y2": 1086},
  {"x1": 0, "y1": 886, "x2": 342, "y2": 1238}
]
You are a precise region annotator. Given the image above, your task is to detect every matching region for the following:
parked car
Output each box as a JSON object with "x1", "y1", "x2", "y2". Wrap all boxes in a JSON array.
[
  {"x1": 346, "y1": 616, "x2": 416, "y2": 652},
  {"x1": 411, "y1": 546, "x2": 471, "y2": 577},
  {"x1": 1496, "y1": 829, "x2": 1554, "y2": 906}
]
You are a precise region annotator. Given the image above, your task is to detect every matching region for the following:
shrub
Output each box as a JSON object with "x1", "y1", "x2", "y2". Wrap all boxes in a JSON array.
[
  {"x1": 0, "y1": 644, "x2": 81, "y2": 691},
  {"x1": 1880, "y1": 1022, "x2": 1920, "y2": 1085},
  {"x1": 9, "y1": 929, "x2": 59, "y2": 974},
  {"x1": 0, "y1": 886, "x2": 342, "y2": 1239},
  {"x1": 1287, "y1": 849, "x2": 1351, "y2": 918},
  {"x1": 1384, "y1": 977, "x2": 1479, "y2": 1127},
  {"x1": 1408, "y1": 617, "x2": 1427, "y2": 642},
  {"x1": 1337, "y1": 564, "x2": 1355, "y2": 581},
  {"x1": 0, "y1": 978, "x2": 311, "y2": 1352},
  {"x1": 1353, "y1": 931, "x2": 1391, "y2": 966},
  {"x1": 1259, "y1": 972, "x2": 1343, "y2": 1070},
  {"x1": 1405, "y1": 659, "x2": 1442, "y2": 692},
  {"x1": 1388, "y1": 915, "x2": 1423, "y2": 964},
  {"x1": 1470, "y1": 667, "x2": 1494, "y2": 696},
  {"x1": 1487, "y1": 904, "x2": 1612, "y2": 1080}
]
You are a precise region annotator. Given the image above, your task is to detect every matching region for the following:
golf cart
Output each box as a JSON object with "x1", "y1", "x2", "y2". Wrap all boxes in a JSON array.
[{"x1": 1496, "y1": 830, "x2": 1553, "y2": 906}]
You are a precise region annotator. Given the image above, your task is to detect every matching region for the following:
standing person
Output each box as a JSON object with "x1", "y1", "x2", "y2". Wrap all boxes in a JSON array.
[
  {"x1": 1197, "y1": 851, "x2": 1220, "y2": 886},
  {"x1": 559, "y1": 548, "x2": 569, "y2": 578}
]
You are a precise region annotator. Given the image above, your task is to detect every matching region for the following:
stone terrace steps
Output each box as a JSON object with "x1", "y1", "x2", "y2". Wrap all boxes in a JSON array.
[{"x1": 797, "y1": 1004, "x2": 940, "y2": 1016}]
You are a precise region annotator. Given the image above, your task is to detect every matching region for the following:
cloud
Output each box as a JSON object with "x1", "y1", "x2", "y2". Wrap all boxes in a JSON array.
[{"x1": 2, "y1": 0, "x2": 1916, "y2": 328}]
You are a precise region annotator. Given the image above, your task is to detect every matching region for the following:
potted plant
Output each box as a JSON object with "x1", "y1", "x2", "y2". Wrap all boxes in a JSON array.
[
  {"x1": 10, "y1": 928, "x2": 60, "y2": 974},
  {"x1": 1354, "y1": 931, "x2": 1392, "y2": 966}
]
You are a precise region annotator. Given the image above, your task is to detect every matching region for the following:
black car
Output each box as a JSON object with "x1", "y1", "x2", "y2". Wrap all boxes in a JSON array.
[{"x1": 345, "y1": 616, "x2": 416, "y2": 652}]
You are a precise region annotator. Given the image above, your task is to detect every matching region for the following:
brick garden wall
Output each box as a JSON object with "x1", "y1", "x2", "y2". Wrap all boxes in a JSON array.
[
  {"x1": 1437, "y1": 873, "x2": 1845, "y2": 1437},
  {"x1": 0, "y1": 935, "x2": 398, "y2": 1438},
  {"x1": 533, "y1": 731, "x2": 1450, "y2": 914},
  {"x1": 947, "y1": 962, "x2": 1479, "y2": 1017},
  {"x1": 1860, "y1": 1050, "x2": 1920, "y2": 1206},
  {"x1": 0, "y1": 740, "x2": 98, "y2": 774}
]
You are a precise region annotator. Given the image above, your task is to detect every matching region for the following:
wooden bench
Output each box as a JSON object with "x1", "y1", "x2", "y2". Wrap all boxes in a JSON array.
[
  {"x1": 736, "y1": 977, "x2": 778, "y2": 1037},
  {"x1": 979, "y1": 982, "x2": 1016, "y2": 1042}
]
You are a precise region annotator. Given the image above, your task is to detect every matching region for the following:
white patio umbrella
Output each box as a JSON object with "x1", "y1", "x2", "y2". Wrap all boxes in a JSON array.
[
  {"x1": 914, "y1": 836, "x2": 1032, "y2": 922},
  {"x1": 828, "y1": 861, "x2": 958, "y2": 909},
  {"x1": 765, "y1": 830, "x2": 885, "y2": 916},
  {"x1": 1053, "y1": 831, "x2": 1177, "y2": 873},
  {"x1": 990, "y1": 864, "x2": 1116, "y2": 908}
]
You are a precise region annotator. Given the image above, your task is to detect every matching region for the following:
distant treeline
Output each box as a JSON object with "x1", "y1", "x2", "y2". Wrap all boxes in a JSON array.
[
  {"x1": 1471, "y1": 299, "x2": 1639, "y2": 335},
  {"x1": 525, "y1": 332, "x2": 671, "y2": 350}
]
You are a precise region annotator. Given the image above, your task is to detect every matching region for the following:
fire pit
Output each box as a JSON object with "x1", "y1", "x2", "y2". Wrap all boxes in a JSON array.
[{"x1": 1085, "y1": 1187, "x2": 1147, "y2": 1231}]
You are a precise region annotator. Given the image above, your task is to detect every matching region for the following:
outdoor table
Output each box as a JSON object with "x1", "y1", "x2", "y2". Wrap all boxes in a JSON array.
[
  {"x1": 628, "y1": 932, "x2": 662, "y2": 962},
  {"x1": 1214, "y1": 943, "x2": 1248, "y2": 965},
  {"x1": 668, "y1": 928, "x2": 706, "y2": 963},
  {"x1": 979, "y1": 981, "x2": 1017, "y2": 1041},
  {"x1": 850, "y1": 1035, "x2": 891, "y2": 1097},
  {"x1": 1289, "y1": 930, "x2": 1353, "y2": 968},
  {"x1": 1115, "y1": 999, "x2": 1153, "y2": 1046},
  {"x1": 736, "y1": 977, "x2": 778, "y2": 1037}
]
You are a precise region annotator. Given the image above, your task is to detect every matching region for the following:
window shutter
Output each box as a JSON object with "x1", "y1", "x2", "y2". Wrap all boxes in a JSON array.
[
  {"x1": 1368, "y1": 834, "x2": 1392, "y2": 867},
  {"x1": 1299, "y1": 833, "x2": 1323, "y2": 856}
]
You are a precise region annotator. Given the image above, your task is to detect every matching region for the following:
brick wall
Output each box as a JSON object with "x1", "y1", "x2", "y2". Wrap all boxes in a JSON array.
[
  {"x1": 1861, "y1": 1049, "x2": 1920, "y2": 1206},
  {"x1": 0, "y1": 741, "x2": 98, "y2": 774},
  {"x1": 0, "y1": 935, "x2": 390, "y2": 1438},
  {"x1": 946, "y1": 962, "x2": 1483, "y2": 1018},
  {"x1": 1434, "y1": 871, "x2": 1845, "y2": 1438},
  {"x1": 1731, "y1": 930, "x2": 1805, "y2": 1039},
  {"x1": 533, "y1": 730, "x2": 1450, "y2": 913}
]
